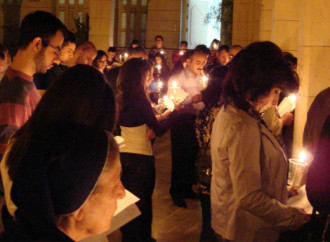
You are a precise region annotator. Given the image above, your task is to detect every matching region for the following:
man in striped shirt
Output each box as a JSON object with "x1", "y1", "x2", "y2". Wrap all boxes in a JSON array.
[{"x1": 0, "y1": 11, "x2": 65, "y2": 161}]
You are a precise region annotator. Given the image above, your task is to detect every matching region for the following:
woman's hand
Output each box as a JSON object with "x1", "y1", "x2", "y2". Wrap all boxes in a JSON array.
[
  {"x1": 281, "y1": 112, "x2": 294, "y2": 126},
  {"x1": 146, "y1": 128, "x2": 156, "y2": 140}
]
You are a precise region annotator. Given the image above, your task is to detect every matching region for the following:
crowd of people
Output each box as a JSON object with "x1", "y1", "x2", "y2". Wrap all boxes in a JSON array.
[{"x1": 0, "y1": 10, "x2": 328, "y2": 241}]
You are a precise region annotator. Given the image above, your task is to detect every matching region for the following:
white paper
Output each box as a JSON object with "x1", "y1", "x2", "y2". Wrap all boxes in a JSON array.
[
  {"x1": 287, "y1": 185, "x2": 314, "y2": 214},
  {"x1": 163, "y1": 98, "x2": 174, "y2": 111},
  {"x1": 115, "y1": 189, "x2": 140, "y2": 216},
  {"x1": 278, "y1": 96, "x2": 295, "y2": 117},
  {"x1": 168, "y1": 86, "x2": 189, "y2": 103}
]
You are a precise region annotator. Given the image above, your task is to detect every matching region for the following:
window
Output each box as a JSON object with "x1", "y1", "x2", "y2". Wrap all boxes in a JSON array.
[
  {"x1": 116, "y1": 0, "x2": 148, "y2": 47},
  {"x1": 58, "y1": 11, "x2": 65, "y2": 23}
]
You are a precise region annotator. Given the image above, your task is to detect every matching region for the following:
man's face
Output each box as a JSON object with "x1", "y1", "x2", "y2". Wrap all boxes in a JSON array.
[
  {"x1": 76, "y1": 48, "x2": 97, "y2": 66},
  {"x1": 107, "y1": 51, "x2": 116, "y2": 62},
  {"x1": 155, "y1": 38, "x2": 163, "y2": 49},
  {"x1": 35, "y1": 30, "x2": 64, "y2": 73},
  {"x1": 187, "y1": 52, "x2": 207, "y2": 76},
  {"x1": 217, "y1": 50, "x2": 229, "y2": 66},
  {"x1": 59, "y1": 42, "x2": 76, "y2": 64},
  {"x1": 180, "y1": 43, "x2": 187, "y2": 50}
]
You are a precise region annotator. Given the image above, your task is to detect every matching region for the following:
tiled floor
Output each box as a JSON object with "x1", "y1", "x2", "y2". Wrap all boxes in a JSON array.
[{"x1": 108, "y1": 131, "x2": 202, "y2": 241}]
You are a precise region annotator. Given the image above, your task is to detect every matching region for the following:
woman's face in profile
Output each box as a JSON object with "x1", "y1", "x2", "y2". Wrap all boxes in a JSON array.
[
  {"x1": 254, "y1": 86, "x2": 282, "y2": 112},
  {"x1": 80, "y1": 155, "x2": 125, "y2": 235}
]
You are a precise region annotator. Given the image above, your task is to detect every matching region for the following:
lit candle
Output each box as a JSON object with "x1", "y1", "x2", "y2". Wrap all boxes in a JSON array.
[
  {"x1": 160, "y1": 50, "x2": 164, "y2": 55},
  {"x1": 202, "y1": 76, "x2": 208, "y2": 88},
  {"x1": 288, "y1": 150, "x2": 309, "y2": 189},
  {"x1": 119, "y1": 54, "x2": 122, "y2": 62},
  {"x1": 179, "y1": 50, "x2": 184, "y2": 56},
  {"x1": 157, "y1": 81, "x2": 163, "y2": 93},
  {"x1": 124, "y1": 52, "x2": 129, "y2": 59},
  {"x1": 156, "y1": 64, "x2": 162, "y2": 72},
  {"x1": 172, "y1": 81, "x2": 177, "y2": 100},
  {"x1": 163, "y1": 95, "x2": 168, "y2": 101},
  {"x1": 278, "y1": 94, "x2": 296, "y2": 117},
  {"x1": 213, "y1": 43, "x2": 218, "y2": 50}
]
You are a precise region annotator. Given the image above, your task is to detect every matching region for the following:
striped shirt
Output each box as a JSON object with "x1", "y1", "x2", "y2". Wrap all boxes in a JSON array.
[{"x1": 0, "y1": 68, "x2": 40, "y2": 159}]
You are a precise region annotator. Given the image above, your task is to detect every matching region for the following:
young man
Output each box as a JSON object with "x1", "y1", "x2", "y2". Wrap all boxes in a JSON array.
[
  {"x1": 167, "y1": 48, "x2": 208, "y2": 208},
  {"x1": 34, "y1": 30, "x2": 76, "y2": 90},
  {"x1": 0, "y1": 11, "x2": 65, "y2": 161},
  {"x1": 172, "y1": 40, "x2": 188, "y2": 65}
]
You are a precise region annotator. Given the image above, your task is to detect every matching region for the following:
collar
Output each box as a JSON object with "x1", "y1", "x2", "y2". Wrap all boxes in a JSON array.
[
  {"x1": 6, "y1": 67, "x2": 33, "y2": 82},
  {"x1": 183, "y1": 67, "x2": 202, "y2": 80}
]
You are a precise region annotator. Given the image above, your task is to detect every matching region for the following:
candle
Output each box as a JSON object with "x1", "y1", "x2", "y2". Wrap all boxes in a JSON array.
[
  {"x1": 202, "y1": 76, "x2": 208, "y2": 88},
  {"x1": 160, "y1": 50, "x2": 164, "y2": 55},
  {"x1": 163, "y1": 95, "x2": 168, "y2": 101},
  {"x1": 119, "y1": 54, "x2": 122, "y2": 62},
  {"x1": 179, "y1": 50, "x2": 184, "y2": 56},
  {"x1": 213, "y1": 43, "x2": 218, "y2": 50},
  {"x1": 124, "y1": 52, "x2": 129, "y2": 58},
  {"x1": 288, "y1": 150, "x2": 309, "y2": 189},
  {"x1": 172, "y1": 81, "x2": 177, "y2": 100},
  {"x1": 278, "y1": 94, "x2": 296, "y2": 117},
  {"x1": 156, "y1": 64, "x2": 162, "y2": 72},
  {"x1": 157, "y1": 81, "x2": 163, "y2": 93}
]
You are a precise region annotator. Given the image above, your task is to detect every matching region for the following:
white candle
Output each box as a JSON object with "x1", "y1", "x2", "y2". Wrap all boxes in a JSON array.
[{"x1": 202, "y1": 76, "x2": 208, "y2": 88}]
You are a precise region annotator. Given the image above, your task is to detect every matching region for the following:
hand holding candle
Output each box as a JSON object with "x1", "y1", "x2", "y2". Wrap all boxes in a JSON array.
[
  {"x1": 288, "y1": 151, "x2": 309, "y2": 189},
  {"x1": 172, "y1": 81, "x2": 178, "y2": 100},
  {"x1": 202, "y1": 75, "x2": 208, "y2": 88}
]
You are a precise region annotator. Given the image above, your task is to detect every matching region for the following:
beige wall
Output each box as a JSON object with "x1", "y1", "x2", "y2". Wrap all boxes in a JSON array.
[
  {"x1": 89, "y1": 0, "x2": 112, "y2": 51},
  {"x1": 146, "y1": 0, "x2": 181, "y2": 49},
  {"x1": 233, "y1": 0, "x2": 330, "y2": 157},
  {"x1": 20, "y1": 0, "x2": 55, "y2": 22}
]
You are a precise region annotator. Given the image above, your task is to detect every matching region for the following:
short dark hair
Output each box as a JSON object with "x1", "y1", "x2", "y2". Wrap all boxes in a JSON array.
[
  {"x1": 155, "y1": 35, "x2": 164, "y2": 41},
  {"x1": 283, "y1": 52, "x2": 297, "y2": 67},
  {"x1": 128, "y1": 46, "x2": 147, "y2": 57},
  {"x1": 19, "y1": 11, "x2": 66, "y2": 49},
  {"x1": 108, "y1": 46, "x2": 117, "y2": 53},
  {"x1": 0, "y1": 44, "x2": 7, "y2": 60},
  {"x1": 221, "y1": 41, "x2": 299, "y2": 111},
  {"x1": 218, "y1": 44, "x2": 230, "y2": 53},
  {"x1": 130, "y1": 39, "x2": 140, "y2": 48},
  {"x1": 63, "y1": 30, "x2": 76, "y2": 47},
  {"x1": 180, "y1": 41, "x2": 188, "y2": 46},
  {"x1": 195, "y1": 44, "x2": 211, "y2": 56}
]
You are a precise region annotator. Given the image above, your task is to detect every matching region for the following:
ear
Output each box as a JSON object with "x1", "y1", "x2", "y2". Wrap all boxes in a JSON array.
[
  {"x1": 31, "y1": 37, "x2": 43, "y2": 52},
  {"x1": 186, "y1": 58, "x2": 192, "y2": 65},
  {"x1": 70, "y1": 207, "x2": 84, "y2": 222}
]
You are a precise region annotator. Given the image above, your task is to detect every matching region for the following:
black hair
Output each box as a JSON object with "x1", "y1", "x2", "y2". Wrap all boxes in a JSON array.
[
  {"x1": 128, "y1": 46, "x2": 147, "y2": 57},
  {"x1": 180, "y1": 41, "x2": 188, "y2": 46},
  {"x1": 154, "y1": 35, "x2": 164, "y2": 41},
  {"x1": 108, "y1": 46, "x2": 117, "y2": 52},
  {"x1": 221, "y1": 41, "x2": 299, "y2": 111},
  {"x1": 283, "y1": 52, "x2": 297, "y2": 67},
  {"x1": 218, "y1": 44, "x2": 230, "y2": 53},
  {"x1": 92, "y1": 50, "x2": 108, "y2": 67},
  {"x1": 63, "y1": 30, "x2": 76, "y2": 47},
  {"x1": 0, "y1": 44, "x2": 7, "y2": 60},
  {"x1": 19, "y1": 11, "x2": 66, "y2": 49},
  {"x1": 195, "y1": 44, "x2": 211, "y2": 56}
]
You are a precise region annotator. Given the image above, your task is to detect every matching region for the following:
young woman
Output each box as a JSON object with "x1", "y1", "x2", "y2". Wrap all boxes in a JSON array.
[
  {"x1": 117, "y1": 58, "x2": 181, "y2": 241},
  {"x1": 93, "y1": 50, "x2": 108, "y2": 75}
]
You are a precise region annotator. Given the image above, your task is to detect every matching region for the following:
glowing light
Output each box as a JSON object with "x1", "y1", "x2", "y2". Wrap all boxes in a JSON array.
[
  {"x1": 160, "y1": 50, "x2": 164, "y2": 55},
  {"x1": 172, "y1": 81, "x2": 177, "y2": 89},
  {"x1": 156, "y1": 64, "x2": 162, "y2": 71},
  {"x1": 299, "y1": 151, "x2": 307, "y2": 162},
  {"x1": 157, "y1": 81, "x2": 163, "y2": 88},
  {"x1": 288, "y1": 94, "x2": 296, "y2": 102},
  {"x1": 163, "y1": 95, "x2": 168, "y2": 101},
  {"x1": 124, "y1": 52, "x2": 128, "y2": 58},
  {"x1": 213, "y1": 43, "x2": 218, "y2": 49},
  {"x1": 179, "y1": 50, "x2": 184, "y2": 55}
]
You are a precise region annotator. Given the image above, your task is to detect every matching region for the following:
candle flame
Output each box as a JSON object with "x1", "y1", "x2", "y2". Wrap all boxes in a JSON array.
[
  {"x1": 179, "y1": 50, "x2": 184, "y2": 55},
  {"x1": 156, "y1": 64, "x2": 161, "y2": 71},
  {"x1": 288, "y1": 94, "x2": 296, "y2": 102},
  {"x1": 299, "y1": 151, "x2": 307, "y2": 162},
  {"x1": 158, "y1": 81, "x2": 163, "y2": 88},
  {"x1": 202, "y1": 76, "x2": 208, "y2": 83},
  {"x1": 163, "y1": 95, "x2": 168, "y2": 101},
  {"x1": 172, "y1": 81, "x2": 177, "y2": 88},
  {"x1": 160, "y1": 50, "x2": 164, "y2": 55},
  {"x1": 124, "y1": 53, "x2": 128, "y2": 58}
]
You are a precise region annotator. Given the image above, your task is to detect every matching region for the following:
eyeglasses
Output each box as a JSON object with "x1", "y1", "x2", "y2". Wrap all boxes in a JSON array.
[{"x1": 42, "y1": 39, "x2": 61, "y2": 56}]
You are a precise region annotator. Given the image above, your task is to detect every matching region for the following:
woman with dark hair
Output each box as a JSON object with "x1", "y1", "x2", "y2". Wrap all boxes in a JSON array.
[
  {"x1": 117, "y1": 58, "x2": 181, "y2": 241},
  {"x1": 1, "y1": 65, "x2": 117, "y2": 222},
  {"x1": 93, "y1": 50, "x2": 108, "y2": 76},
  {"x1": 210, "y1": 41, "x2": 309, "y2": 241},
  {"x1": 0, "y1": 121, "x2": 125, "y2": 240}
]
